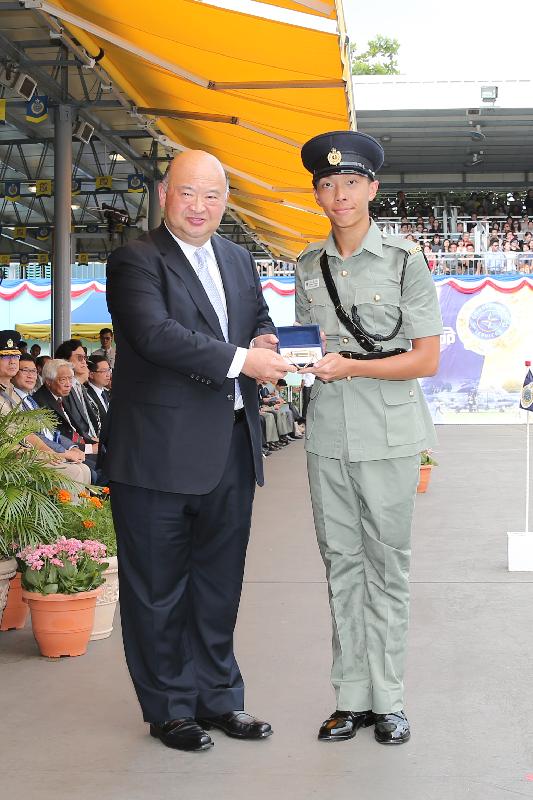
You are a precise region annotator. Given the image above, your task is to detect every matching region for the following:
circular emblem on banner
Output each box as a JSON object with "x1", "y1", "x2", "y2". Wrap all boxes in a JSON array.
[
  {"x1": 327, "y1": 147, "x2": 342, "y2": 166},
  {"x1": 30, "y1": 98, "x2": 44, "y2": 116},
  {"x1": 6, "y1": 182, "x2": 18, "y2": 197},
  {"x1": 129, "y1": 175, "x2": 142, "y2": 189},
  {"x1": 468, "y1": 302, "x2": 511, "y2": 340},
  {"x1": 522, "y1": 383, "x2": 533, "y2": 409}
]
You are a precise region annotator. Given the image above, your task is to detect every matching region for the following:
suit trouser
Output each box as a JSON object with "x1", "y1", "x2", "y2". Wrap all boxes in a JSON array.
[
  {"x1": 110, "y1": 418, "x2": 255, "y2": 723},
  {"x1": 307, "y1": 452, "x2": 419, "y2": 714}
]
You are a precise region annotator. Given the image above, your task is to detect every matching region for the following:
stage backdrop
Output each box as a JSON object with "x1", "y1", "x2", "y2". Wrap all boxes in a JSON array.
[{"x1": 1, "y1": 275, "x2": 531, "y2": 423}]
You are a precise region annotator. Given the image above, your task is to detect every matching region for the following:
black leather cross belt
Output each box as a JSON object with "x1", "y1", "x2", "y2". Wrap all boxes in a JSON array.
[
  {"x1": 234, "y1": 408, "x2": 246, "y2": 424},
  {"x1": 339, "y1": 349, "x2": 406, "y2": 361}
]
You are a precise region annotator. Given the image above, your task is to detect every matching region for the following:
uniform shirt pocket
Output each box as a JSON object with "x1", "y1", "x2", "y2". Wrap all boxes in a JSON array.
[
  {"x1": 380, "y1": 379, "x2": 424, "y2": 446},
  {"x1": 353, "y1": 285, "x2": 402, "y2": 337},
  {"x1": 306, "y1": 286, "x2": 338, "y2": 333}
]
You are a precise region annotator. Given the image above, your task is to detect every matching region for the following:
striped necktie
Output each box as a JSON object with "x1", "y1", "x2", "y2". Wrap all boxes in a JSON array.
[
  {"x1": 194, "y1": 247, "x2": 242, "y2": 408},
  {"x1": 194, "y1": 247, "x2": 228, "y2": 341}
]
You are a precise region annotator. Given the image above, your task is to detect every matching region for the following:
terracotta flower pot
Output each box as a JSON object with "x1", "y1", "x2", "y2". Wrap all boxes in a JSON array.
[
  {"x1": 91, "y1": 556, "x2": 119, "y2": 641},
  {"x1": 0, "y1": 557, "x2": 17, "y2": 625},
  {"x1": 417, "y1": 464, "x2": 433, "y2": 493},
  {"x1": 22, "y1": 588, "x2": 100, "y2": 658},
  {"x1": 0, "y1": 572, "x2": 29, "y2": 631}
]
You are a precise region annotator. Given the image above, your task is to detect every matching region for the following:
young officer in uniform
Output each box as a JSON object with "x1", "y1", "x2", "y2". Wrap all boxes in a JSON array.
[{"x1": 296, "y1": 131, "x2": 443, "y2": 745}]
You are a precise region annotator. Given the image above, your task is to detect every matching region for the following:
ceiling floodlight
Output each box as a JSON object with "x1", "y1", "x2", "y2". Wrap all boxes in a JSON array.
[
  {"x1": 464, "y1": 152, "x2": 485, "y2": 167},
  {"x1": 73, "y1": 120, "x2": 95, "y2": 144},
  {"x1": 481, "y1": 85, "x2": 498, "y2": 102},
  {"x1": 470, "y1": 124, "x2": 486, "y2": 142},
  {"x1": 14, "y1": 72, "x2": 37, "y2": 101}
]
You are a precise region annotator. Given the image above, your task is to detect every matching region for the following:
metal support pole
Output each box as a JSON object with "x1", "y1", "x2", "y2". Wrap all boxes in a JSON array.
[
  {"x1": 148, "y1": 178, "x2": 162, "y2": 230},
  {"x1": 52, "y1": 103, "x2": 72, "y2": 352}
]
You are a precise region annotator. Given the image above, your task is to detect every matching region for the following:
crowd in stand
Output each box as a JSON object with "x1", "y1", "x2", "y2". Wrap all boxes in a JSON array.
[
  {"x1": 0, "y1": 326, "x2": 308, "y2": 485},
  {"x1": 0, "y1": 328, "x2": 114, "y2": 488},
  {"x1": 371, "y1": 189, "x2": 533, "y2": 275}
]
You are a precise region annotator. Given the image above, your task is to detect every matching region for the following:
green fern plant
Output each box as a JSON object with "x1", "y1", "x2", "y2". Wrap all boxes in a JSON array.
[{"x1": 0, "y1": 407, "x2": 75, "y2": 558}]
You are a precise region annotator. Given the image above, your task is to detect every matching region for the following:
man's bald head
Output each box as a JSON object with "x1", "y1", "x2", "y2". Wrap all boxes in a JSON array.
[
  {"x1": 158, "y1": 150, "x2": 229, "y2": 246},
  {"x1": 163, "y1": 150, "x2": 228, "y2": 190}
]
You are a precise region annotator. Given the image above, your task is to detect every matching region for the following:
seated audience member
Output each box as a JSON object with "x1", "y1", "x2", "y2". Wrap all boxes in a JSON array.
[
  {"x1": 92, "y1": 327, "x2": 116, "y2": 369},
  {"x1": 503, "y1": 242, "x2": 518, "y2": 272},
  {"x1": 85, "y1": 355, "x2": 111, "y2": 435},
  {"x1": 423, "y1": 244, "x2": 436, "y2": 272},
  {"x1": 430, "y1": 233, "x2": 442, "y2": 253},
  {"x1": 30, "y1": 343, "x2": 41, "y2": 359},
  {"x1": 518, "y1": 244, "x2": 533, "y2": 273},
  {"x1": 259, "y1": 383, "x2": 292, "y2": 444},
  {"x1": 484, "y1": 239, "x2": 506, "y2": 274},
  {"x1": 54, "y1": 339, "x2": 99, "y2": 446},
  {"x1": 0, "y1": 336, "x2": 91, "y2": 486},
  {"x1": 275, "y1": 379, "x2": 304, "y2": 438},
  {"x1": 18, "y1": 340, "x2": 28, "y2": 354},
  {"x1": 10, "y1": 353, "x2": 91, "y2": 481},
  {"x1": 34, "y1": 354, "x2": 51, "y2": 389}
]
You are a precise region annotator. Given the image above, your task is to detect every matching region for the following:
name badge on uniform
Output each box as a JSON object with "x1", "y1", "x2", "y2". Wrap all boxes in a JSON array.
[{"x1": 304, "y1": 278, "x2": 320, "y2": 291}]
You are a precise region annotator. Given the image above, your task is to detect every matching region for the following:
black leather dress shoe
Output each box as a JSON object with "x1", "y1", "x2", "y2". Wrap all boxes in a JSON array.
[
  {"x1": 150, "y1": 718, "x2": 214, "y2": 751},
  {"x1": 197, "y1": 711, "x2": 272, "y2": 739},
  {"x1": 374, "y1": 711, "x2": 410, "y2": 745},
  {"x1": 318, "y1": 710, "x2": 374, "y2": 742}
]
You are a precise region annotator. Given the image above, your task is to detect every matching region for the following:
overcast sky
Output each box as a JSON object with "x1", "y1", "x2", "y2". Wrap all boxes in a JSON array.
[
  {"x1": 342, "y1": 0, "x2": 533, "y2": 80},
  {"x1": 206, "y1": 0, "x2": 533, "y2": 81}
]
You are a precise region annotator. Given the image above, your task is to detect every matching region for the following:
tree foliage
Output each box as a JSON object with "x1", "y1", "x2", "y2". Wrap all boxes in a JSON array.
[{"x1": 351, "y1": 35, "x2": 400, "y2": 75}]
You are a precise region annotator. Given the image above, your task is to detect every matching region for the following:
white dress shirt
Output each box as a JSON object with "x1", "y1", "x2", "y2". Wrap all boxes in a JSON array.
[
  {"x1": 88, "y1": 381, "x2": 108, "y2": 408},
  {"x1": 165, "y1": 226, "x2": 248, "y2": 407}
]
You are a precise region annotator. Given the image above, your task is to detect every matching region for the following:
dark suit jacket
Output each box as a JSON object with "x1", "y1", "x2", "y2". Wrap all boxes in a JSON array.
[
  {"x1": 85, "y1": 384, "x2": 109, "y2": 435},
  {"x1": 105, "y1": 224, "x2": 276, "y2": 494},
  {"x1": 33, "y1": 384, "x2": 77, "y2": 440},
  {"x1": 63, "y1": 384, "x2": 99, "y2": 444}
]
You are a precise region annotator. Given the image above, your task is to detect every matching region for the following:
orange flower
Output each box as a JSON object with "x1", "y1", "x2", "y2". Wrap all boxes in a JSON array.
[
  {"x1": 101, "y1": 487, "x2": 110, "y2": 495},
  {"x1": 78, "y1": 491, "x2": 90, "y2": 499},
  {"x1": 57, "y1": 489, "x2": 72, "y2": 503},
  {"x1": 82, "y1": 520, "x2": 95, "y2": 529},
  {"x1": 89, "y1": 497, "x2": 103, "y2": 509}
]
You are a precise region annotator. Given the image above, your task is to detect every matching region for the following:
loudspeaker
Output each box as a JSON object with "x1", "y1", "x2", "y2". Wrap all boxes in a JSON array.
[
  {"x1": 14, "y1": 73, "x2": 37, "y2": 101},
  {"x1": 73, "y1": 120, "x2": 95, "y2": 144}
]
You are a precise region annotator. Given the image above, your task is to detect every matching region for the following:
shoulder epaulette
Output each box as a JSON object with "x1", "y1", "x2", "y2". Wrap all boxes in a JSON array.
[
  {"x1": 382, "y1": 235, "x2": 422, "y2": 256},
  {"x1": 297, "y1": 240, "x2": 326, "y2": 260}
]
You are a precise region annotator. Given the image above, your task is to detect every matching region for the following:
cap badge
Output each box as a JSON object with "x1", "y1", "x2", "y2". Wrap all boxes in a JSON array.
[
  {"x1": 327, "y1": 147, "x2": 342, "y2": 166},
  {"x1": 7, "y1": 339, "x2": 13, "y2": 348}
]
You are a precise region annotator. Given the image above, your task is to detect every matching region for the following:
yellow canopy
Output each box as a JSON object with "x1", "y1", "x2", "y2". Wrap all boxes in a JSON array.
[
  {"x1": 37, "y1": 0, "x2": 353, "y2": 259},
  {"x1": 16, "y1": 324, "x2": 106, "y2": 343}
]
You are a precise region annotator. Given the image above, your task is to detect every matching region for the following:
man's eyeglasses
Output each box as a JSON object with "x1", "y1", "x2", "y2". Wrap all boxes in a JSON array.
[
  {"x1": 56, "y1": 377, "x2": 74, "y2": 384},
  {"x1": 0, "y1": 354, "x2": 21, "y2": 360},
  {"x1": 18, "y1": 368, "x2": 38, "y2": 375},
  {"x1": 94, "y1": 368, "x2": 112, "y2": 374}
]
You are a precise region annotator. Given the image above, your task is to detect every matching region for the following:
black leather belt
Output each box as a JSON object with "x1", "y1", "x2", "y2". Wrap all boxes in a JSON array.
[
  {"x1": 339, "y1": 349, "x2": 406, "y2": 361},
  {"x1": 234, "y1": 408, "x2": 246, "y2": 424}
]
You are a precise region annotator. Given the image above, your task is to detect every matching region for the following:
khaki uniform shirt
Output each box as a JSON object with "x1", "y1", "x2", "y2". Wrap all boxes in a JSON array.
[{"x1": 295, "y1": 221, "x2": 443, "y2": 462}]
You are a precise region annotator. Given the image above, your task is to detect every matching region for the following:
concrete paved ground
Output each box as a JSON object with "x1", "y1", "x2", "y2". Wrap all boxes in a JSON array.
[{"x1": 2, "y1": 425, "x2": 533, "y2": 800}]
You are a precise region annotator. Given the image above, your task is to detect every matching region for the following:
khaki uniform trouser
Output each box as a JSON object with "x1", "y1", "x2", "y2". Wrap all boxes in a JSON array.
[
  {"x1": 261, "y1": 411, "x2": 279, "y2": 443},
  {"x1": 50, "y1": 460, "x2": 92, "y2": 497},
  {"x1": 307, "y1": 452, "x2": 419, "y2": 714}
]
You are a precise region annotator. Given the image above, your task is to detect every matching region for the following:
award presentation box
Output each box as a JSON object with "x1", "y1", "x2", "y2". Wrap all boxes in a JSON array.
[{"x1": 276, "y1": 324, "x2": 322, "y2": 368}]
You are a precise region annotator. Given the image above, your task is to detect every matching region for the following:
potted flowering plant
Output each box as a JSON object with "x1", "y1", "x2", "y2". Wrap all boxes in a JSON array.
[
  {"x1": 0, "y1": 407, "x2": 75, "y2": 631},
  {"x1": 417, "y1": 450, "x2": 438, "y2": 493},
  {"x1": 18, "y1": 537, "x2": 108, "y2": 658},
  {"x1": 57, "y1": 487, "x2": 119, "y2": 640}
]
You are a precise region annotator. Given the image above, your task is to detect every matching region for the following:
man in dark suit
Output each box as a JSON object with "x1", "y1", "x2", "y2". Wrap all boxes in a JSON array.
[
  {"x1": 106, "y1": 150, "x2": 294, "y2": 753},
  {"x1": 85, "y1": 355, "x2": 111, "y2": 435},
  {"x1": 54, "y1": 339, "x2": 99, "y2": 446}
]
